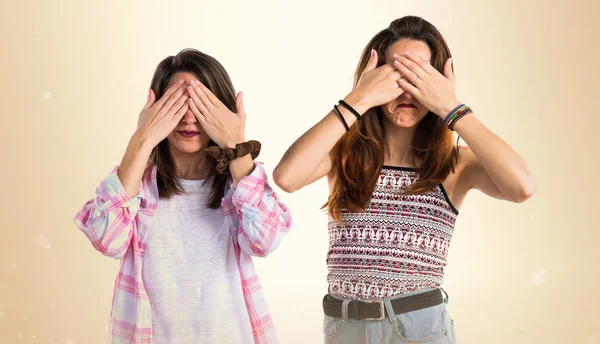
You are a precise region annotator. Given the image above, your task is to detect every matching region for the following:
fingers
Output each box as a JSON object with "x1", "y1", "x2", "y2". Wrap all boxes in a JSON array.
[
  {"x1": 392, "y1": 86, "x2": 406, "y2": 99},
  {"x1": 235, "y1": 91, "x2": 245, "y2": 117},
  {"x1": 188, "y1": 81, "x2": 217, "y2": 110},
  {"x1": 444, "y1": 58, "x2": 455, "y2": 84},
  {"x1": 362, "y1": 49, "x2": 379, "y2": 74},
  {"x1": 187, "y1": 98, "x2": 206, "y2": 124},
  {"x1": 193, "y1": 80, "x2": 220, "y2": 106},
  {"x1": 400, "y1": 52, "x2": 436, "y2": 74},
  {"x1": 383, "y1": 63, "x2": 402, "y2": 80},
  {"x1": 165, "y1": 93, "x2": 189, "y2": 119},
  {"x1": 393, "y1": 53, "x2": 427, "y2": 79},
  {"x1": 154, "y1": 80, "x2": 185, "y2": 109},
  {"x1": 397, "y1": 77, "x2": 419, "y2": 96},
  {"x1": 159, "y1": 83, "x2": 187, "y2": 115},
  {"x1": 172, "y1": 102, "x2": 189, "y2": 123},
  {"x1": 143, "y1": 89, "x2": 156, "y2": 110},
  {"x1": 187, "y1": 83, "x2": 211, "y2": 118},
  {"x1": 393, "y1": 61, "x2": 420, "y2": 86}
]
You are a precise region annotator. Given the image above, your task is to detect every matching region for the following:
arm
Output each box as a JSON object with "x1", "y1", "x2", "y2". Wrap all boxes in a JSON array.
[
  {"x1": 73, "y1": 164, "x2": 146, "y2": 259},
  {"x1": 231, "y1": 163, "x2": 292, "y2": 257},
  {"x1": 274, "y1": 50, "x2": 404, "y2": 192},
  {"x1": 394, "y1": 52, "x2": 536, "y2": 203},
  {"x1": 453, "y1": 116, "x2": 536, "y2": 202},
  {"x1": 272, "y1": 105, "x2": 355, "y2": 193},
  {"x1": 73, "y1": 81, "x2": 190, "y2": 258},
  {"x1": 185, "y1": 81, "x2": 293, "y2": 256}
]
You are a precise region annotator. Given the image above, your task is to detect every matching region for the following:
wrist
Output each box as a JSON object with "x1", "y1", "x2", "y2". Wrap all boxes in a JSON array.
[
  {"x1": 344, "y1": 90, "x2": 372, "y2": 115},
  {"x1": 222, "y1": 136, "x2": 246, "y2": 149},
  {"x1": 437, "y1": 100, "x2": 463, "y2": 119},
  {"x1": 130, "y1": 131, "x2": 156, "y2": 155}
]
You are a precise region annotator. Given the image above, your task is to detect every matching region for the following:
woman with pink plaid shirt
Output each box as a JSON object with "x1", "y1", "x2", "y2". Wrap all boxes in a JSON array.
[{"x1": 74, "y1": 49, "x2": 291, "y2": 344}]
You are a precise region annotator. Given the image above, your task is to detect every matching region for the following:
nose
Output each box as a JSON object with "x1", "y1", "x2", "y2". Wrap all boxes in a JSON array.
[
  {"x1": 398, "y1": 90, "x2": 414, "y2": 100},
  {"x1": 181, "y1": 107, "x2": 197, "y2": 124}
]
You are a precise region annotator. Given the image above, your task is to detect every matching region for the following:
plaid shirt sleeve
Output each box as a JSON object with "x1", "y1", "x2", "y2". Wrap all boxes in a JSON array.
[
  {"x1": 73, "y1": 166, "x2": 144, "y2": 259},
  {"x1": 230, "y1": 162, "x2": 292, "y2": 257}
]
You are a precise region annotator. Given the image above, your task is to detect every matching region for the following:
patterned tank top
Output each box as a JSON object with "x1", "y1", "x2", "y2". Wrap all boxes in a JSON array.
[{"x1": 327, "y1": 166, "x2": 459, "y2": 301}]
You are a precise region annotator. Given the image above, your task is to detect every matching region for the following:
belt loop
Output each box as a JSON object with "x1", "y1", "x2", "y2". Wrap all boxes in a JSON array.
[
  {"x1": 341, "y1": 299, "x2": 350, "y2": 320},
  {"x1": 383, "y1": 299, "x2": 397, "y2": 325},
  {"x1": 440, "y1": 288, "x2": 449, "y2": 304}
]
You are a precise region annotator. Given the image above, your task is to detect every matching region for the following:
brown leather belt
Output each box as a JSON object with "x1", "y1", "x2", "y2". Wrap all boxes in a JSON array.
[{"x1": 322, "y1": 289, "x2": 444, "y2": 321}]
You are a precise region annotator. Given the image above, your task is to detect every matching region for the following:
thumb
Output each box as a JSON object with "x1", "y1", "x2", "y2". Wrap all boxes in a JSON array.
[
  {"x1": 363, "y1": 49, "x2": 379, "y2": 73},
  {"x1": 235, "y1": 91, "x2": 245, "y2": 116},
  {"x1": 143, "y1": 89, "x2": 156, "y2": 110},
  {"x1": 444, "y1": 58, "x2": 455, "y2": 83}
]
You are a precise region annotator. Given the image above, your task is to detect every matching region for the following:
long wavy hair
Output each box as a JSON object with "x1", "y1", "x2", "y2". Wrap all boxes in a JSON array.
[
  {"x1": 149, "y1": 48, "x2": 236, "y2": 208},
  {"x1": 325, "y1": 16, "x2": 460, "y2": 222}
]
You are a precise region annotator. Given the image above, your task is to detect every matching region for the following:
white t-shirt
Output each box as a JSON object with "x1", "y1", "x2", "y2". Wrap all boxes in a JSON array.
[{"x1": 142, "y1": 178, "x2": 254, "y2": 344}]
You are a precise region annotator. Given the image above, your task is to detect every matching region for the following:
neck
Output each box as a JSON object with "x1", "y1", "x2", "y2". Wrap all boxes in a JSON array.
[
  {"x1": 382, "y1": 121, "x2": 417, "y2": 168},
  {"x1": 169, "y1": 144, "x2": 210, "y2": 180}
]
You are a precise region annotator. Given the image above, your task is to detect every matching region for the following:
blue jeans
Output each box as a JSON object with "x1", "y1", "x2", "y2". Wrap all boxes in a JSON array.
[{"x1": 323, "y1": 288, "x2": 457, "y2": 344}]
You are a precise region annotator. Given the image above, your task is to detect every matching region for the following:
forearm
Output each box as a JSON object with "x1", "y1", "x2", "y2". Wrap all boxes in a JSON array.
[
  {"x1": 274, "y1": 91, "x2": 369, "y2": 191},
  {"x1": 229, "y1": 154, "x2": 255, "y2": 186},
  {"x1": 117, "y1": 132, "x2": 154, "y2": 198},
  {"x1": 231, "y1": 163, "x2": 292, "y2": 257},
  {"x1": 454, "y1": 113, "x2": 536, "y2": 201}
]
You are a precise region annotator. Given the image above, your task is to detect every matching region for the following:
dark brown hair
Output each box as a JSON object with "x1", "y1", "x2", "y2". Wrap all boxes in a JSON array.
[
  {"x1": 149, "y1": 48, "x2": 236, "y2": 208},
  {"x1": 326, "y1": 16, "x2": 460, "y2": 222}
]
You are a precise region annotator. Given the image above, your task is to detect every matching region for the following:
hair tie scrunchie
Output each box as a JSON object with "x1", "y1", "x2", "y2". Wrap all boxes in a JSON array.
[{"x1": 205, "y1": 140, "x2": 262, "y2": 174}]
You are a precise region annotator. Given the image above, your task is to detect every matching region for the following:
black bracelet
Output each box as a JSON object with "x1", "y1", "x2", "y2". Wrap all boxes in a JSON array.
[
  {"x1": 333, "y1": 105, "x2": 350, "y2": 132},
  {"x1": 338, "y1": 99, "x2": 362, "y2": 120}
]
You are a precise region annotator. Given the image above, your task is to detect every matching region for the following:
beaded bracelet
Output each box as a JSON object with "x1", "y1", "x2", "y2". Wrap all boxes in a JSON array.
[
  {"x1": 448, "y1": 108, "x2": 472, "y2": 131},
  {"x1": 444, "y1": 104, "x2": 473, "y2": 131}
]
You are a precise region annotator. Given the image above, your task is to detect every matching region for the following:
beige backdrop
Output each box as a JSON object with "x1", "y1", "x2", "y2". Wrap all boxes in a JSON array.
[{"x1": 1, "y1": 0, "x2": 599, "y2": 343}]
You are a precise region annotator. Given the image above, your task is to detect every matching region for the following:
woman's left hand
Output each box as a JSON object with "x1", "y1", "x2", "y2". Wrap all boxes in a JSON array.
[
  {"x1": 393, "y1": 52, "x2": 461, "y2": 118},
  {"x1": 187, "y1": 80, "x2": 246, "y2": 148}
]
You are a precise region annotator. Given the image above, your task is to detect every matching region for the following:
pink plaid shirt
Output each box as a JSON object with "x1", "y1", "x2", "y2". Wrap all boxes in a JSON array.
[{"x1": 74, "y1": 162, "x2": 292, "y2": 343}]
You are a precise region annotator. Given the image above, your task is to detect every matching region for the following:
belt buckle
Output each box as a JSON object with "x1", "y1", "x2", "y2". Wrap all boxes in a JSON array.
[{"x1": 363, "y1": 300, "x2": 386, "y2": 321}]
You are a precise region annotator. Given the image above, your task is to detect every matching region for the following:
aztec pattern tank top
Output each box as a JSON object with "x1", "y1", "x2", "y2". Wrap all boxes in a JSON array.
[{"x1": 327, "y1": 166, "x2": 459, "y2": 301}]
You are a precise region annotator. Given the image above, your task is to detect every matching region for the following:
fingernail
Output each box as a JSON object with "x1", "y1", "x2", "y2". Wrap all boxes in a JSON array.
[
  {"x1": 195, "y1": 80, "x2": 201, "y2": 85},
  {"x1": 404, "y1": 51, "x2": 410, "y2": 56},
  {"x1": 394, "y1": 60, "x2": 400, "y2": 65},
  {"x1": 393, "y1": 54, "x2": 399, "y2": 59}
]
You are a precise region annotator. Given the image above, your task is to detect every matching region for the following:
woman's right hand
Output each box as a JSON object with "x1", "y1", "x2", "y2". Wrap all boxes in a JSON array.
[
  {"x1": 349, "y1": 49, "x2": 404, "y2": 111},
  {"x1": 135, "y1": 79, "x2": 190, "y2": 148}
]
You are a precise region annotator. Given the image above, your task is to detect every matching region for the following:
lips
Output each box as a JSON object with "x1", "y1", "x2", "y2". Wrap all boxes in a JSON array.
[
  {"x1": 178, "y1": 130, "x2": 200, "y2": 138},
  {"x1": 396, "y1": 103, "x2": 416, "y2": 109}
]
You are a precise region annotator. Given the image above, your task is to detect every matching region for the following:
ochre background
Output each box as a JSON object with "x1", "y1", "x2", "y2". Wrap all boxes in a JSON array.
[{"x1": 1, "y1": 0, "x2": 598, "y2": 343}]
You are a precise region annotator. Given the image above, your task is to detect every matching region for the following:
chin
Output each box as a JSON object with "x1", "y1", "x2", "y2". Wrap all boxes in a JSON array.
[
  {"x1": 180, "y1": 146, "x2": 205, "y2": 154},
  {"x1": 169, "y1": 139, "x2": 209, "y2": 154},
  {"x1": 387, "y1": 112, "x2": 421, "y2": 128},
  {"x1": 172, "y1": 144, "x2": 202, "y2": 154}
]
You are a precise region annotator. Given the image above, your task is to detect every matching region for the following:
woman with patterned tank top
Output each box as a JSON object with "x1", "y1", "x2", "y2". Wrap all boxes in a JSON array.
[{"x1": 274, "y1": 16, "x2": 535, "y2": 343}]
